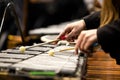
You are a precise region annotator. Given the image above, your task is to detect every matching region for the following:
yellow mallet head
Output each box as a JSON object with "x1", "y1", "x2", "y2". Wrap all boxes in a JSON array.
[
  {"x1": 19, "y1": 46, "x2": 26, "y2": 53},
  {"x1": 48, "y1": 49, "x2": 55, "y2": 56}
]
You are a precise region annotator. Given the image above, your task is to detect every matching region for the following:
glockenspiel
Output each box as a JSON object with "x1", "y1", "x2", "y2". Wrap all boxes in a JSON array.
[{"x1": 0, "y1": 43, "x2": 87, "y2": 80}]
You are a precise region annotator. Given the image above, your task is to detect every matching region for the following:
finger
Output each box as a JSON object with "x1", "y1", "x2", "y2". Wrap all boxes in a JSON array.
[
  {"x1": 76, "y1": 31, "x2": 85, "y2": 49},
  {"x1": 80, "y1": 32, "x2": 88, "y2": 51},
  {"x1": 57, "y1": 26, "x2": 72, "y2": 39},
  {"x1": 66, "y1": 28, "x2": 76, "y2": 37},
  {"x1": 75, "y1": 32, "x2": 85, "y2": 54},
  {"x1": 67, "y1": 27, "x2": 81, "y2": 40},
  {"x1": 83, "y1": 38, "x2": 94, "y2": 53},
  {"x1": 75, "y1": 46, "x2": 79, "y2": 54},
  {"x1": 57, "y1": 31, "x2": 66, "y2": 39}
]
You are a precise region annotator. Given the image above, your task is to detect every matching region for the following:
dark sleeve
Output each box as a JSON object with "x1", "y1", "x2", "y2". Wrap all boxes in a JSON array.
[
  {"x1": 83, "y1": 11, "x2": 100, "y2": 29},
  {"x1": 97, "y1": 19, "x2": 120, "y2": 65}
]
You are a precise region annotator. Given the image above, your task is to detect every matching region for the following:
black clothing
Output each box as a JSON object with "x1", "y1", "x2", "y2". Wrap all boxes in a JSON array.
[
  {"x1": 83, "y1": 12, "x2": 100, "y2": 29},
  {"x1": 97, "y1": 19, "x2": 120, "y2": 64},
  {"x1": 83, "y1": 12, "x2": 120, "y2": 65}
]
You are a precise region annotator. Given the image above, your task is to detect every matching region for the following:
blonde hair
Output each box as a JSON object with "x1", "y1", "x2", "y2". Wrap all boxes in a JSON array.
[{"x1": 100, "y1": 0, "x2": 119, "y2": 27}]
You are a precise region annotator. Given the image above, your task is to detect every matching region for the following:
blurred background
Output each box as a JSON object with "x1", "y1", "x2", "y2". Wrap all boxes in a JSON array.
[{"x1": 0, "y1": 0, "x2": 102, "y2": 50}]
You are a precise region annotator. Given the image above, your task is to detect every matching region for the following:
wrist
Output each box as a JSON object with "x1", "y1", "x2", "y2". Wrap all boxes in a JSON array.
[{"x1": 79, "y1": 19, "x2": 86, "y2": 30}]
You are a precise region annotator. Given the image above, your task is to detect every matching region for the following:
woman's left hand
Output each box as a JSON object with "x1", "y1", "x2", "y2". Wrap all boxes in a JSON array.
[{"x1": 75, "y1": 29, "x2": 97, "y2": 54}]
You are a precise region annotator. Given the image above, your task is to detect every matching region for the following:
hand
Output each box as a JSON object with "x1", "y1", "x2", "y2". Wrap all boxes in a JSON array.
[
  {"x1": 75, "y1": 29, "x2": 97, "y2": 54},
  {"x1": 57, "y1": 20, "x2": 86, "y2": 41}
]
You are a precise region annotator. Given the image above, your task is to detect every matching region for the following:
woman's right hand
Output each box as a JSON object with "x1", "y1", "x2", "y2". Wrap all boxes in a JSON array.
[{"x1": 57, "y1": 19, "x2": 86, "y2": 41}]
